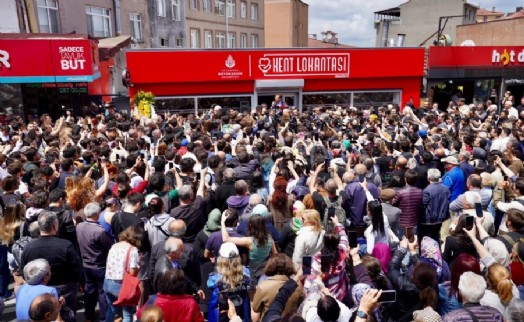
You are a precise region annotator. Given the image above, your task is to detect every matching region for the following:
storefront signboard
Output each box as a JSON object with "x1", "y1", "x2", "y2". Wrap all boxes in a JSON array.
[
  {"x1": 0, "y1": 39, "x2": 100, "y2": 83},
  {"x1": 429, "y1": 46, "x2": 524, "y2": 69}
]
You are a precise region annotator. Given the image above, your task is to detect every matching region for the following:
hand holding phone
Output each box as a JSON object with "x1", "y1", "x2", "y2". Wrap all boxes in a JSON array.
[
  {"x1": 406, "y1": 227, "x2": 415, "y2": 243},
  {"x1": 347, "y1": 230, "x2": 358, "y2": 248},
  {"x1": 302, "y1": 256, "x2": 312, "y2": 275},
  {"x1": 377, "y1": 290, "x2": 397, "y2": 303}
]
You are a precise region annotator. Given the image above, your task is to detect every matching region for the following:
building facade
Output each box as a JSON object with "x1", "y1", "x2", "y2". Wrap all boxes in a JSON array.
[
  {"x1": 183, "y1": 0, "x2": 265, "y2": 49},
  {"x1": 374, "y1": 0, "x2": 477, "y2": 47},
  {"x1": 264, "y1": 0, "x2": 308, "y2": 48},
  {"x1": 147, "y1": 0, "x2": 185, "y2": 48},
  {"x1": 476, "y1": 7, "x2": 504, "y2": 23},
  {"x1": 456, "y1": 16, "x2": 524, "y2": 46}
]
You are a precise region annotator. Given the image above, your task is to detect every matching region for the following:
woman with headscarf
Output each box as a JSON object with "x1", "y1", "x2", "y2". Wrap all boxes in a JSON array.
[
  {"x1": 419, "y1": 236, "x2": 450, "y2": 284},
  {"x1": 194, "y1": 208, "x2": 222, "y2": 261}
]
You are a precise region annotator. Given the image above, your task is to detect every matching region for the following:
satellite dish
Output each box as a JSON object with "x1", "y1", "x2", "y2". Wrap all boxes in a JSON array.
[
  {"x1": 438, "y1": 34, "x2": 453, "y2": 46},
  {"x1": 460, "y1": 40, "x2": 475, "y2": 46}
]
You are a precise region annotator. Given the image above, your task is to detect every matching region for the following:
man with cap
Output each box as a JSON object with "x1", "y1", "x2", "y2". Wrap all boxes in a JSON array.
[
  {"x1": 380, "y1": 189, "x2": 401, "y2": 238},
  {"x1": 441, "y1": 156, "x2": 465, "y2": 202},
  {"x1": 421, "y1": 169, "x2": 450, "y2": 244}
]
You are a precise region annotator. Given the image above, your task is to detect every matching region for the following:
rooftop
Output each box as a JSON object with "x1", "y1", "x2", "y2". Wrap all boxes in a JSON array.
[{"x1": 476, "y1": 7, "x2": 504, "y2": 16}]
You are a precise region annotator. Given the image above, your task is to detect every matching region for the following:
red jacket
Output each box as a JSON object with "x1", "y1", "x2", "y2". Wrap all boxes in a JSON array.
[{"x1": 137, "y1": 293, "x2": 203, "y2": 322}]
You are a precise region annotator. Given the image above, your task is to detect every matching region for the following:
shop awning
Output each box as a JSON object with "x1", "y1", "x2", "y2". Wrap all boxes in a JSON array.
[{"x1": 98, "y1": 35, "x2": 132, "y2": 61}]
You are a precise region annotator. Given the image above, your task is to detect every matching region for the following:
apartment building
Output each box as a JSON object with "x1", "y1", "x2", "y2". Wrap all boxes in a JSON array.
[
  {"x1": 184, "y1": 0, "x2": 265, "y2": 49},
  {"x1": 264, "y1": 0, "x2": 308, "y2": 48}
]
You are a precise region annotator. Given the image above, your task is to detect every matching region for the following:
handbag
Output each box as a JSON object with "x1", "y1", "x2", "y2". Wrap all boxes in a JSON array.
[{"x1": 113, "y1": 246, "x2": 141, "y2": 306}]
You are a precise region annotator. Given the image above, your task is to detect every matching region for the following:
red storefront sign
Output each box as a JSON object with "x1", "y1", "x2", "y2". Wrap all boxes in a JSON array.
[
  {"x1": 429, "y1": 46, "x2": 524, "y2": 69},
  {"x1": 127, "y1": 48, "x2": 424, "y2": 84},
  {"x1": 0, "y1": 38, "x2": 100, "y2": 83}
]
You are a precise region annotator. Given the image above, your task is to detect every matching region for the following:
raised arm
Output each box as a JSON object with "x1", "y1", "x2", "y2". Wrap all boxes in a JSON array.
[
  {"x1": 95, "y1": 162, "x2": 110, "y2": 199},
  {"x1": 220, "y1": 210, "x2": 252, "y2": 248}
]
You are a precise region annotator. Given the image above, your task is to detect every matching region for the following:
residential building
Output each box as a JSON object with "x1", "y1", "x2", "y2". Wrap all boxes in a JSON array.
[
  {"x1": 476, "y1": 7, "x2": 504, "y2": 22},
  {"x1": 374, "y1": 0, "x2": 477, "y2": 48},
  {"x1": 456, "y1": 15, "x2": 524, "y2": 46},
  {"x1": 184, "y1": 0, "x2": 264, "y2": 49},
  {"x1": 147, "y1": 0, "x2": 185, "y2": 48},
  {"x1": 0, "y1": 0, "x2": 27, "y2": 33},
  {"x1": 264, "y1": 0, "x2": 308, "y2": 47}
]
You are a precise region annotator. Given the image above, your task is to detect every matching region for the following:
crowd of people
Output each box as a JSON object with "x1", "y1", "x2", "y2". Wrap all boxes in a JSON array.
[{"x1": 0, "y1": 94, "x2": 524, "y2": 322}]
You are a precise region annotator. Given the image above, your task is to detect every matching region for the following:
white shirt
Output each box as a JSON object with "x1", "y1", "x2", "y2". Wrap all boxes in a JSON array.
[
  {"x1": 490, "y1": 137, "x2": 510, "y2": 153},
  {"x1": 507, "y1": 107, "x2": 519, "y2": 120}
]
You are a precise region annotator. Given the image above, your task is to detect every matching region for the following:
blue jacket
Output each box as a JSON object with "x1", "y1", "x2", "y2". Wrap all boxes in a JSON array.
[
  {"x1": 422, "y1": 183, "x2": 450, "y2": 224},
  {"x1": 207, "y1": 268, "x2": 251, "y2": 322},
  {"x1": 442, "y1": 167, "x2": 465, "y2": 202}
]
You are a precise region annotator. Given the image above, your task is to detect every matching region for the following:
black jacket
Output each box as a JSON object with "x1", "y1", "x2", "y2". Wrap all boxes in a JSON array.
[
  {"x1": 153, "y1": 255, "x2": 198, "y2": 294},
  {"x1": 387, "y1": 248, "x2": 421, "y2": 322}
]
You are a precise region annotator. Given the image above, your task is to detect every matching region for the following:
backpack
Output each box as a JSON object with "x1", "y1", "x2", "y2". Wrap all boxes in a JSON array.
[
  {"x1": 12, "y1": 222, "x2": 31, "y2": 267},
  {"x1": 322, "y1": 195, "x2": 346, "y2": 230}
]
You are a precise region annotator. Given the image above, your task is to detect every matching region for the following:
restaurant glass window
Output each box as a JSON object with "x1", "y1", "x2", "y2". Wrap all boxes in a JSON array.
[
  {"x1": 303, "y1": 93, "x2": 352, "y2": 111},
  {"x1": 155, "y1": 97, "x2": 195, "y2": 113},
  {"x1": 197, "y1": 96, "x2": 252, "y2": 112},
  {"x1": 352, "y1": 91, "x2": 399, "y2": 108}
]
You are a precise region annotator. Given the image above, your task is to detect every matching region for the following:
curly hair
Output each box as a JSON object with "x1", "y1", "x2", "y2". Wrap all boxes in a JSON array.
[{"x1": 270, "y1": 176, "x2": 288, "y2": 209}]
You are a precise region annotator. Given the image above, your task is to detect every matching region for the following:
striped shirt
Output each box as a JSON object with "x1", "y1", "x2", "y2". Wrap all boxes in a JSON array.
[
  {"x1": 443, "y1": 304, "x2": 503, "y2": 322},
  {"x1": 392, "y1": 185, "x2": 423, "y2": 228}
]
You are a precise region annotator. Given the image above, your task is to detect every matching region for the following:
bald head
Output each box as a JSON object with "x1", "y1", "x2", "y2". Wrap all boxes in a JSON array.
[
  {"x1": 29, "y1": 293, "x2": 59, "y2": 322},
  {"x1": 354, "y1": 164, "x2": 367, "y2": 175},
  {"x1": 435, "y1": 148, "x2": 446, "y2": 158},
  {"x1": 325, "y1": 179, "x2": 338, "y2": 194},
  {"x1": 168, "y1": 219, "x2": 187, "y2": 238},
  {"x1": 342, "y1": 171, "x2": 355, "y2": 184},
  {"x1": 396, "y1": 156, "x2": 407, "y2": 168}
]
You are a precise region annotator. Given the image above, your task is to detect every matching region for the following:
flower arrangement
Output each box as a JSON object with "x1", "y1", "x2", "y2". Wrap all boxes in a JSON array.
[{"x1": 133, "y1": 90, "x2": 156, "y2": 119}]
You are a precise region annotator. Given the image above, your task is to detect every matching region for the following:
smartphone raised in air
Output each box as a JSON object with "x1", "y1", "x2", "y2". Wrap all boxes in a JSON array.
[
  {"x1": 347, "y1": 230, "x2": 358, "y2": 248},
  {"x1": 320, "y1": 255, "x2": 331, "y2": 273},
  {"x1": 474, "y1": 203, "x2": 483, "y2": 218},
  {"x1": 465, "y1": 215, "x2": 474, "y2": 230},
  {"x1": 302, "y1": 256, "x2": 312, "y2": 275},
  {"x1": 378, "y1": 290, "x2": 397, "y2": 303},
  {"x1": 358, "y1": 174, "x2": 366, "y2": 183},
  {"x1": 406, "y1": 227, "x2": 415, "y2": 243}
]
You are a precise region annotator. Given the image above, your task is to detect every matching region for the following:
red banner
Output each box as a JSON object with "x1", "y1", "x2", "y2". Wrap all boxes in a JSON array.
[
  {"x1": 127, "y1": 48, "x2": 425, "y2": 84},
  {"x1": 0, "y1": 38, "x2": 99, "y2": 83},
  {"x1": 429, "y1": 46, "x2": 524, "y2": 69}
]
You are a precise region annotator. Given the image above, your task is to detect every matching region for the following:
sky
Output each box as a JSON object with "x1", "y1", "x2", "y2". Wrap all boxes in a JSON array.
[{"x1": 306, "y1": 0, "x2": 521, "y2": 47}]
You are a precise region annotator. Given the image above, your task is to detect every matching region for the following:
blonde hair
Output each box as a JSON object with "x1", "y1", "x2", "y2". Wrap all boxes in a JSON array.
[
  {"x1": 486, "y1": 263, "x2": 513, "y2": 304},
  {"x1": 140, "y1": 305, "x2": 164, "y2": 322},
  {"x1": 65, "y1": 176, "x2": 97, "y2": 211},
  {"x1": 216, "y1": 256, "x2": 244, "y2": 290},
  {"x1": 480, "y1": 172, "x2": 494, "y2": 188},
  {"x1": 0, "y1": 202, "x2": 25, "y2": 244},
  {"x1": 302, "y1": 209, "x2": 322, "y2": 233}
]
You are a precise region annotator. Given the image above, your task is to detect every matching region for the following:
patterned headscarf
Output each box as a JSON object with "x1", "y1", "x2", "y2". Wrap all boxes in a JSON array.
[{"x1": 420, "y1": 237, "x2": 443, "y2": 280}]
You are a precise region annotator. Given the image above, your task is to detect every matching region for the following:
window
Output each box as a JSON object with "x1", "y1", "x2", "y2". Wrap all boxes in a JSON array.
[
  {"x1": 190, "y1": 29, "x2": 200, "y2": 48},
  {"x1": 216, "y1": 32, "x2": 225, "y2": 48},
  {"x1": 176, "y1": 38, "x2": 183, "y2": 47},
  {"x1": 130, "y1": 13, "x2": 143, "y2": 41},
  {"x1": 203, "y1": 0, "x2": 211, "y2": 12},
  {"x1": 37, "y1": 0, "x2": 59, "y2": 33},
  {"x1": 205, "y1": 30, "x2": 213, "y2": 48},
  {"x1": 160, "y1": 37, "x2": 169, "y2": 47},
  {"x1": 157, "y1": 0, "x2": 166, "y2": 16},
  {"x1": 171, "y1": 0, "x2": 180, "y2": 21},
  {"x1": 227, "y1": 32, "x2": 236, "y2": 48},
  {"x1": 250, "y1": 34, "x2": 258, "y2": 48},
  {"x1": 240, "y1": 33, "x2": 247, "y2": 48},
  {"x1": 240, "y1": 1, "x2": 247, "y2": 18},
  {"x1": 190, "y1": 0, "x2": 198, "y2": 10},
  {"x1": 86, "y1": 6, "x2": 112, "y2": 37},
  {"x1": 227, "y1": 0, "x2": 235, "y2": 18},
  {"x1": 250, "y1": 3, "x2": 258, "y2": 20},
  {"x1": 216, "y1": 0, "x2": 225, "y2": 15}
]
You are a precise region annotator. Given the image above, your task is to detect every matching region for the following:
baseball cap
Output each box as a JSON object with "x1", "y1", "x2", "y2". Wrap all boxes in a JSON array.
[
  {"x1": 441, "y1": 156, "x2": 459, "y2": 165},
  {"x1": 181, "y1": 139, "x2": 188, "y2": 146},
  {"x1": 252, "y1": 204, "x2": 269, "y2": 217},
  {"x1": 219, "y1": 242, "x2": 239, "y2": 258}
]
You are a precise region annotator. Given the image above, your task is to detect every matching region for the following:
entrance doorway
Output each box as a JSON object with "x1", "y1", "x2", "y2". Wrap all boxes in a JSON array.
[{"x1": 256, "y1": 92, "x2": 299, "y2": 109}]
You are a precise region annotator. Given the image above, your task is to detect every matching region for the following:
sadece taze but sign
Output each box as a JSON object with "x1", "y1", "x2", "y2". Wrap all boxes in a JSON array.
[
  {"x1": 0, "y1": 39, "x2": 100, "y2": 83},
  {"x1": 126, "y1": 48, "x2": 425, "y2": 84}
]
